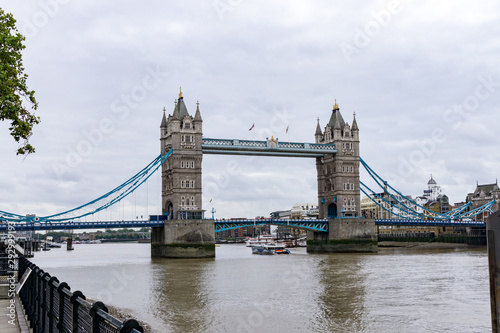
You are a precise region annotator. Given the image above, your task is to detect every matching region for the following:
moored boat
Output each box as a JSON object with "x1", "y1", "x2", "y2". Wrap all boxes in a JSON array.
[
  {"x1": 245, "y1": 234, "x2": 275, "y2": 247},
  {"x1": 251, "y1": 243, "x2": 290, "y2": 255}
]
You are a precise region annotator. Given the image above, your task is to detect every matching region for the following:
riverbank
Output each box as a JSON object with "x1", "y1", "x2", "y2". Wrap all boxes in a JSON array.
[
  {"x1": 87, "y1": 298, "x2": 159, "y2": 333},
  {"x1": 378, "y1": 241, "x2": 484, "y2": 249}
]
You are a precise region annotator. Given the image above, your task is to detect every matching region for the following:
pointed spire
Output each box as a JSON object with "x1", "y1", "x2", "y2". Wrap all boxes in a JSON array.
[
  {"x1": 194, "y1": 100, "x2": 202, "y2": 122},
  {"x1": 315, "y1": 117, "x2": 322, "y2": 136},
  {"x1": 161, "y1": 107, "x2": 167, "y2": 127},
  {"x1": 172, "y1": 100, "x2": 180, "y2": 120},
  {"x1": 352, "y1": 112, "x2": 359, "y2": 131},
  {"x1": 179, "y1": 86, "x2": 183, "y2": 99}
]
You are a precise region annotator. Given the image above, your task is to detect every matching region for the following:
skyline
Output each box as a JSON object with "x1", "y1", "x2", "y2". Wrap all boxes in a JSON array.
[{"x1": 1, "y1": 1, "x2": 500, "y2": 219}]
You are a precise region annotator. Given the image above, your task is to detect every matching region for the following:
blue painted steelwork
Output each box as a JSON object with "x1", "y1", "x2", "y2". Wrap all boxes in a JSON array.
[
  {"x1": 0, "y1": 150, "x2": 173, "y2": 223},
  {"x1": 0, "y1": 220, "x2": 165, "y2": 231},
  {"x1": 360, "y1": 158, "x2": 494, "y2": 220},
  {"x1": 213, "y1": 218, "x2": 329, "y2": 232},
  {"x1": 202, "y1": 138, "x2": 336, "y2": 157},
  {"x1": 375, "y1": 219, "x2": 485, "y2": 227}
]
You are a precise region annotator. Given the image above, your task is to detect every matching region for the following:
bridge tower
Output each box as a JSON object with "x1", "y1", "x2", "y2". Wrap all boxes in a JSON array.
[
  {"x1": 151, "y1": 88, "x2": 215, "y2": 258},
  {"x1": 315, "y1": 100, "x2": 360, "y2": 219},
  {"x1": 310, "y1": 100, "x2": 376, "y2": 253}
]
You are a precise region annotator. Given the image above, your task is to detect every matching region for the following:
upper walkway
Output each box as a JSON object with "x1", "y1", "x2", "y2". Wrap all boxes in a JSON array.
[{"x1": 202, "y1": 138, "x2": 336, "y2": 157}]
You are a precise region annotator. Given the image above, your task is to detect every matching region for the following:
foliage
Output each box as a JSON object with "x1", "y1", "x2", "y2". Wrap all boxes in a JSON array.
[{"x1": 0, "y1": 8, "x2": 39, "y2": 155}]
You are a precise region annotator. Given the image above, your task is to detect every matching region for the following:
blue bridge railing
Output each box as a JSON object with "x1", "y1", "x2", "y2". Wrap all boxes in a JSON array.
[{"x1": 375, "y1": 219, "x2": 486, "y2": 227}]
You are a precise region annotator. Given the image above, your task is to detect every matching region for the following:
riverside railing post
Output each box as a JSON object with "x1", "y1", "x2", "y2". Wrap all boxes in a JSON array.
[
  {"x1": 70, "y1": 291, "x2": 85, "y2": 333},
  {"x1": 57, "y1": 282, "x2": 70, "y2": 332},
  {"x1": 487, "y1": 210, "x2": 500, "y2": 333},
  {"x1": 41, "y1": 272, "x2": 50, "y2": 332},
  {"x1": 90, "y1": 301, "x2": 109, "y2": 332},
  {"x1": 34, "y1": 267, "x2": 42, "y2": 333},
  {"x1": 48, "y1": 276, "x2": 59, "y2": 332}
]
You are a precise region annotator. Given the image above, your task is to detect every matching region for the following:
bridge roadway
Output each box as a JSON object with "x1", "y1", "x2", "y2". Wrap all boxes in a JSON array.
[
  {"x1": 0, "y1": 217, "x2": 485, "y2": 232},
  {"x1": 375, "y1": 219, "x2": 485, "y2": 227}
]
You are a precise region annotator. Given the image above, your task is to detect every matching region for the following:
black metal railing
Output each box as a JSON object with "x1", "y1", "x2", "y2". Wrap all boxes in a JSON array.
[
  {"x1": 18, "y1": 257, "x2": 144, "y2": 333},
  {"x1": 0, "y1": 253, "x2": 18, "y2": 284}
]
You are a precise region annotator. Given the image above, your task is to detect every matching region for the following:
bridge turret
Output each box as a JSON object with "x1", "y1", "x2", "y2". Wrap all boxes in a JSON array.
[
  {"x1": 351, "y1": 112, "x2": 359, "y2": 141},
  {"x1": 315, "y1": 118, "x2": 322, "y2": 144},
  {"x1": 316, "y1": 99, "x2": 360, "y2": 219}
]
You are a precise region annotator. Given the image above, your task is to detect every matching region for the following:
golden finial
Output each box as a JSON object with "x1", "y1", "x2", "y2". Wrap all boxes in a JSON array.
[
  {"x1": 179, "y1": 86, "x2": 183, "y2": 98},
  {"x1": 333, "y1": 99, "x2": 338, "y2": 109}
]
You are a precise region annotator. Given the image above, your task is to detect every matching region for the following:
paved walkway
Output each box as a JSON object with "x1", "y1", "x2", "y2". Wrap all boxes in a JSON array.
[{"x1": 0, "y1": 297, "x2": 29, "y2": 333}]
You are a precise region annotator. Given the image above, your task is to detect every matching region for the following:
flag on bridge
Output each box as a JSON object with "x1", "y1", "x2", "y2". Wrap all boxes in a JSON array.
[
  {"x1": 286, "y1": 125, "x2": 289, "y2": 134},
  {"x1": 249, "y1": 123, "x2": 254, "y2": 131}
]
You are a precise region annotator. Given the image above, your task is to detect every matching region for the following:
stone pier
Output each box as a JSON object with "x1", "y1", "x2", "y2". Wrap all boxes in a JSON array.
[
  {"x1": 151, "y1": 219, "x2": 215, "y2": 258},
  {"x1": 307, "y1": 218, "x2": 378, "y2": 253}
]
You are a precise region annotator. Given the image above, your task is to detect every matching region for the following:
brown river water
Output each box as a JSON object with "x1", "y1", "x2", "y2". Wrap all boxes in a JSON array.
[{"x1": 31, "y1": 243, "x2": 490, "y2": 332}]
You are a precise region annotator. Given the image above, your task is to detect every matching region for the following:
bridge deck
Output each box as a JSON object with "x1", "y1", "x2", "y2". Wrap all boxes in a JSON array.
[{"x1": 375, "y1": 219, "x2": 485, "y2": 227}]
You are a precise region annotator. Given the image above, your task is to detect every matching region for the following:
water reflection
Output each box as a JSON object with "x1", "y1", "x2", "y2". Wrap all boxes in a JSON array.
[
  {"x1": 313, "y1": 254, "x2": 369, "y2": 332},
  {"x1": 149, "y1": 258, "x2": 215, "y2": 332},
  {"x1": 30, "y1": 243, "x2": 491, "y2": 332}
]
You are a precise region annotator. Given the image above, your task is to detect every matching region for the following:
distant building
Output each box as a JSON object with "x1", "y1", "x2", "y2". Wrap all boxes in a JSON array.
[
  {"x1": 270, "y1": 203, "x2": 318, "y2": 220},
  {"x1": 423, "y1": 175, "x2": 442, "y2": 202},
  {"x1": 466, "y1": 181, "x2": 500, "y2": 222}
]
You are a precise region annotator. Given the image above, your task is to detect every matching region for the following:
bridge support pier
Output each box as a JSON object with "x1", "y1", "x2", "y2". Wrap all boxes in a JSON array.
[
  {"x1": 307, "y1": 218, "x2": 378, "y2": 253},
  {"x1": 151, "y1": 219, "x2": 215, "y2": 258}
]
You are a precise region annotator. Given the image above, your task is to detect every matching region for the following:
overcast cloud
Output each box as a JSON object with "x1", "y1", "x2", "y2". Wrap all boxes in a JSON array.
[{"x1": 1, "y1": 0, "x2": 500, "y2": 220}]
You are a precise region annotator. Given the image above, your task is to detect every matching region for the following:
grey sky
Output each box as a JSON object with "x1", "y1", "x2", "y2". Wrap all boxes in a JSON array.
[{"x1": 2, "y1": 1, "x2": 500, "y2": 219}]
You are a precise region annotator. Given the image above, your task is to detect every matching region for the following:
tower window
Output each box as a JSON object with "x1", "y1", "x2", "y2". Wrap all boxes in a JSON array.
[
  {"x1": 191, "y1": 161, "x2": 195, "y2": 168},
  {"x1": 185, "y1": 122, "x2": 191, "y2": 129}
]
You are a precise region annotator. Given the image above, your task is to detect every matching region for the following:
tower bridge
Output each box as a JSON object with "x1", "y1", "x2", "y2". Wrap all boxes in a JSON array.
[
  {"x1": 150, "y1": 89, "x2": 368, "y2": 258},
  {"x1": 2, "y1": 89, "x2": 493, "y2": 257}
]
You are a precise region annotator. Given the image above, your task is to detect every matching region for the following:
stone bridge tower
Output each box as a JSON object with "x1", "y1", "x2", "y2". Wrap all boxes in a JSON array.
[
  {"x1": 315, "y1": 100, "x2": 360, "y2": 219},
  {"x1": 152, "y1": 88, "x2": 215, "y2": 258},
  {"x1": 309, "y1": 100, "x2": 376, "y2": 254}
]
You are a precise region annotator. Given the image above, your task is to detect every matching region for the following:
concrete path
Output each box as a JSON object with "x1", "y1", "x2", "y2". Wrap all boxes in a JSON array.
[{"x1": 0, "y1": 297, "x2": 29, "y2": 333}]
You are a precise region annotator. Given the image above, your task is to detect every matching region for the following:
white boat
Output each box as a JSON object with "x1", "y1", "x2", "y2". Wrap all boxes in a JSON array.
[
  {"x1": 251, "y1": 243, "x2": 290, "y2": 255},
  {"x1": 245, "y1": 235, "x2": 275, "y2": 247}
]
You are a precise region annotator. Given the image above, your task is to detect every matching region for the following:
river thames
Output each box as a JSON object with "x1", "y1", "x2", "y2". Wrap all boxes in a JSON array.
[{"x1": 31, "y1": 243, "x2": 490, "y2": 332}]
